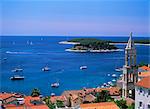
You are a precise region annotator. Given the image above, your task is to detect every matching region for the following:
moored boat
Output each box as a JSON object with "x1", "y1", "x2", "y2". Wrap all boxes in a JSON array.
[
  {"x1": 10, "y1": 75, "x2": 24, "y2": 80},
  {"x1": 11, "y1": 68, "x2": 23, "y2": 72},
  {"x1": 112, "y1": 79, "x2": 116, "y2": 82},
  {"x1": 80, "y1": 66, "x2": 87, "y2": 70},
  {"x1": 112, "y1": 74, "x2": 117, "y2": 77},
  {"x1": 51, "y1": 82, "x2": 59, "y2": 88},
  {"x1": 51, "y1": 93, "x2": 55, "y2": 96},
  {"x1": 115, "y1": 68, "x2": 123, "y2": 72},
  {"x1": 42, "y1": 66, "x2": 50, "y2": 71}
]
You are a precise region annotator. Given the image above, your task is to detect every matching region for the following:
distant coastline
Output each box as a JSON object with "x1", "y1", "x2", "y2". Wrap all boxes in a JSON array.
[
  {"x1": 59, "y1": 38, "x2": 123, "y2": 53},
  {"x1": 65, "y1": 48, "x2": 124, "y2": 53},
  {"x1": 59, "y1": 41, "x2": 150, "y2": 46},
  {"x1": 110, "y1": 43, "x2": 150, "y2": 46},
  {"x1": 59, "y1": 38, "x2": 149, "y2": 53}
]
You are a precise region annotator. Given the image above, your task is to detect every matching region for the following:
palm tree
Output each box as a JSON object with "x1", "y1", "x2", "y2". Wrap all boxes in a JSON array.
[{"x1": 31, "y1": 88, "x2": 41, "y2": 97}]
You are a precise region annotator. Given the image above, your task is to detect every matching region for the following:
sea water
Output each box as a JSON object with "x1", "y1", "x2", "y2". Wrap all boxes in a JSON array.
[{"x1": 0, "y1": 36, "x2": 149, "y2": 96}]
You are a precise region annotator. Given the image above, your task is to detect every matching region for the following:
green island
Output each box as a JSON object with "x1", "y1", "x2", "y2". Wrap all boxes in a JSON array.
[{"x1": 67, "y1": 38, "x2": 118, "y2": 52}]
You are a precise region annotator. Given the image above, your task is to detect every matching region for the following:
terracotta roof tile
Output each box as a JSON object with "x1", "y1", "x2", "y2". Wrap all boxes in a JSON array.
[
  {"x1": 139, "y1": 66, "x2": 150, "y2": 71},
  {"x1": 50, "y1": 96, "x2": 67, "y2": 103},
  {"x1": 0, "y1": 93, "x2": 13, "y2": 100},
  {"x1": 80, "y1": 102, "x2": 119, "y2": 109},
  {"x1": 84, "y1": 94, "x2": 96, "y2": 102},
  {"x1": 135, "y1": 76, "x2": 150, "y2": 88},
  {"x1": 95, "y1": 87, "x2": 120, "y2": 96},
  {"x1": 5, "y1": 96, "x2": 49, "y2": 109}
]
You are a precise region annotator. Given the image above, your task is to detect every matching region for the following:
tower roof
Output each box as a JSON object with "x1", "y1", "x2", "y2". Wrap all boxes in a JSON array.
[{"x1": 125, "y1": 32, "x2": 135, "y2": 50}]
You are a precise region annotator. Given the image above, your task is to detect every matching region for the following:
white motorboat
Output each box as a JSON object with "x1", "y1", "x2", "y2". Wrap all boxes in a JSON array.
[
  {"x1": 112, "y1": 74, "x2": 117, "y2": 77},
  {"x1": 108, "y1": 81, "x2": 112, "y2": 85},
  {"x1": 115, "y1": 68, "x2": 123, "y2": 72},
  {"x1": 80, "y1": 66, "x2": 87, "y2": 70},
  {"x1": 11, "y1": 68, "x2": 23, "y2": 72},
  {"x1": 51, "y1": 93, "x2": 55, "y2": 96},
  {"x1": 101, "y1": 85, "x2": 104, "y2": 88},
  {"x1": 42, "y1": 66, "x2": 50, "y2": 71},
  {"x1": 51, "y1": 82, "x2": 59, "y2": 88},
  {"x1": 107, "y1": 74, "x2": 110, "y2": 76},
  {"x1": 112, "y1": 79, "x2": 116, "y2": 82},
  {"x1": 10, "y1": 75, "x2": 24, "y2": 80}
]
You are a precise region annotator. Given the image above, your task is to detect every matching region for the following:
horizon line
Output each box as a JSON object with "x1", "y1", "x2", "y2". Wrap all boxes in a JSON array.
[{"x1": 0, "y1": 35, "x2": 149, "y2": 37}]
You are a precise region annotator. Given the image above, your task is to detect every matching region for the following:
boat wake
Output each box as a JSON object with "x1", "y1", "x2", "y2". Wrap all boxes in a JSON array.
[{"x1": 6, "y1": 51, "x2": 32, "y2": 54}]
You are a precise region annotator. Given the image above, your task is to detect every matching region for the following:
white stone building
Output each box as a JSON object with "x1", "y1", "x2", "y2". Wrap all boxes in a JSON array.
[{"x1": 135, "y1": 76, "x2": 150, "y2": 109}]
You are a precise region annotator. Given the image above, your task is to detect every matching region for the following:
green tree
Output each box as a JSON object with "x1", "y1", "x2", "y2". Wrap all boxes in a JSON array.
[
  {"x1": 56, "y1": 100, "x2": 65, "y2": 108},
  {"x1": 43, "y1": 96, "x2": 55, "y2": 109},
  {"x1": 31, "y1": 88, "x2": 41, "y2": 97},
  {"x1": 94, "y1": 90, "x2": 112, "y2": 103},
  {"x1": 115, "y1": 99, "x2": 128, "y2": 109},
  {"x1": 128, "y1": 103, "x2": 135, "y2": 109},
  {"x1": 100, "y1": 90, "x2": 109, "y2": 102}
]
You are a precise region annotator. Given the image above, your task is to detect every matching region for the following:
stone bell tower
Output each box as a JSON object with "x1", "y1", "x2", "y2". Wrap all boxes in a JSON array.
[{"x1": 122, "y1": 32, "x2": 138, "y2": 99}]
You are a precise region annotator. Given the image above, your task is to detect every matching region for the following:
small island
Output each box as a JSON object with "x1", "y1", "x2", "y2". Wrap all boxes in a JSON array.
[{"x1": 61, "y1": 38, "x2": 123, "y2": 53}]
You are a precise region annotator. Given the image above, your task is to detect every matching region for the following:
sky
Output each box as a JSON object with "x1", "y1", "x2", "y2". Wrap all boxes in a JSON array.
[{"x1": 1, "y1": 0, "x2": 149, "y2": 36}]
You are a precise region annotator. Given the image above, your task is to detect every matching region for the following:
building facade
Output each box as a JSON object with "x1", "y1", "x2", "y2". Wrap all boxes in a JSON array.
[{"x1": 135, "y1": 76, "x2": 150, "y2": 109}]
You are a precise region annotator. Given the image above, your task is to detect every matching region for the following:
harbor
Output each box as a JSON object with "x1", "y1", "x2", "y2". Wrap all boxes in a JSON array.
[{"x1": 1, "y1": 36, "x2": 149, "y2": 96}]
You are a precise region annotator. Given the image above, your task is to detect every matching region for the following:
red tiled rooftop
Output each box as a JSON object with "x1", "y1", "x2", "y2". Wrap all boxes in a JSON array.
[
  {"x1": 80, "y1": 102, "x2": 119, "y2": 109},
  {"x1": 6, "y1": 105, "x2": 49, "y2": 109},
  {"x1": 4, "y1": 96, "x2": 49, "y2": 109},
  {"x1": 50, "y1": 95, "x2": 67, "y2": 103},
  {"x1": 0, "y1": 93, "x2": 13, "y2": 100},
  {"x1": 95, "y1": 87, "x2": 120, "y2": 96},
  {"x1": 139, "y1": 66, "x2": 150, "y2": 71},
  {"x1": 135, "y1": 76, "x2": 150, "y2": 88}
]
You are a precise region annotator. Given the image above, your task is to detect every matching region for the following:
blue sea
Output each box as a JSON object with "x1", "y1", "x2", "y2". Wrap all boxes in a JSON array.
[{"x1": 0, "y1": 36, "x2": 149, "y2": 96}]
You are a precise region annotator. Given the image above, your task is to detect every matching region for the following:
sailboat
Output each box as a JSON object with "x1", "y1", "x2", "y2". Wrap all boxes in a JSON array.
[
  {"x1": 30, "y1": 41, "x2": 33, "y2": 45},
  {"x1": 27, "y1": 40, "x2": 30, "y2": 45}
]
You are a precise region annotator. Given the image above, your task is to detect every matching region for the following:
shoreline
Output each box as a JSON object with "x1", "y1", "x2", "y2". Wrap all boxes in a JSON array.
[
  {"x1": 110, "y1": 43, "x2": 150, "y2": 46},
  {"x1": 59, "y1": 41, "x2": 80, "y2": 45},
  {"x1": 65, "y1": 48, "x2": 123, "y2": 53},
  {"x1": 59, "y1": 41, "x2": 150, "y2": 46}
]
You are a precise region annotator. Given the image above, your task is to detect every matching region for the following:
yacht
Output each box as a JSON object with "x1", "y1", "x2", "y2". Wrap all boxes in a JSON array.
[
  {"x1": 42, "y1": 66, "x2": 50, "y2": 71},
  {"x1": 51, "y1": 93, "x2": 55, "y2": 96},
  {"x1": 30, "y1": 41, "x2": 33, "y2": 45},
  {"x1": 107, "y1": 81, "x2": 112, "y2": 85},
  {"x1": 101, "y1": 85, "x2": 104, "y2": 88},
  {"x1": 51, "y1": 82, "x2": 59, "y2": 88},
  {"x1": 10, "y1": 75, "x2": 24, "y2": 80},
  {"x1": 80, "y1": 66, "x2": 87, "y2": 70},
  {"x1": 11, "y1": 68, "x2": 23, "y2": 72},
  {"x1": 107, "y1": 74, "x2": 110, "y2": 76},
  {"x1": 112, "y1": 79, "x2": 116, "y2": 82},
  {"x1": 103, "y1": 83, "x2": 107, "y2": 86},
  {"x1": 115, "y1": 68, "x2": 123, "y2": 72},
  {"x1": 112, "y1": 74, "x2": 117, "y2": 77}
]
